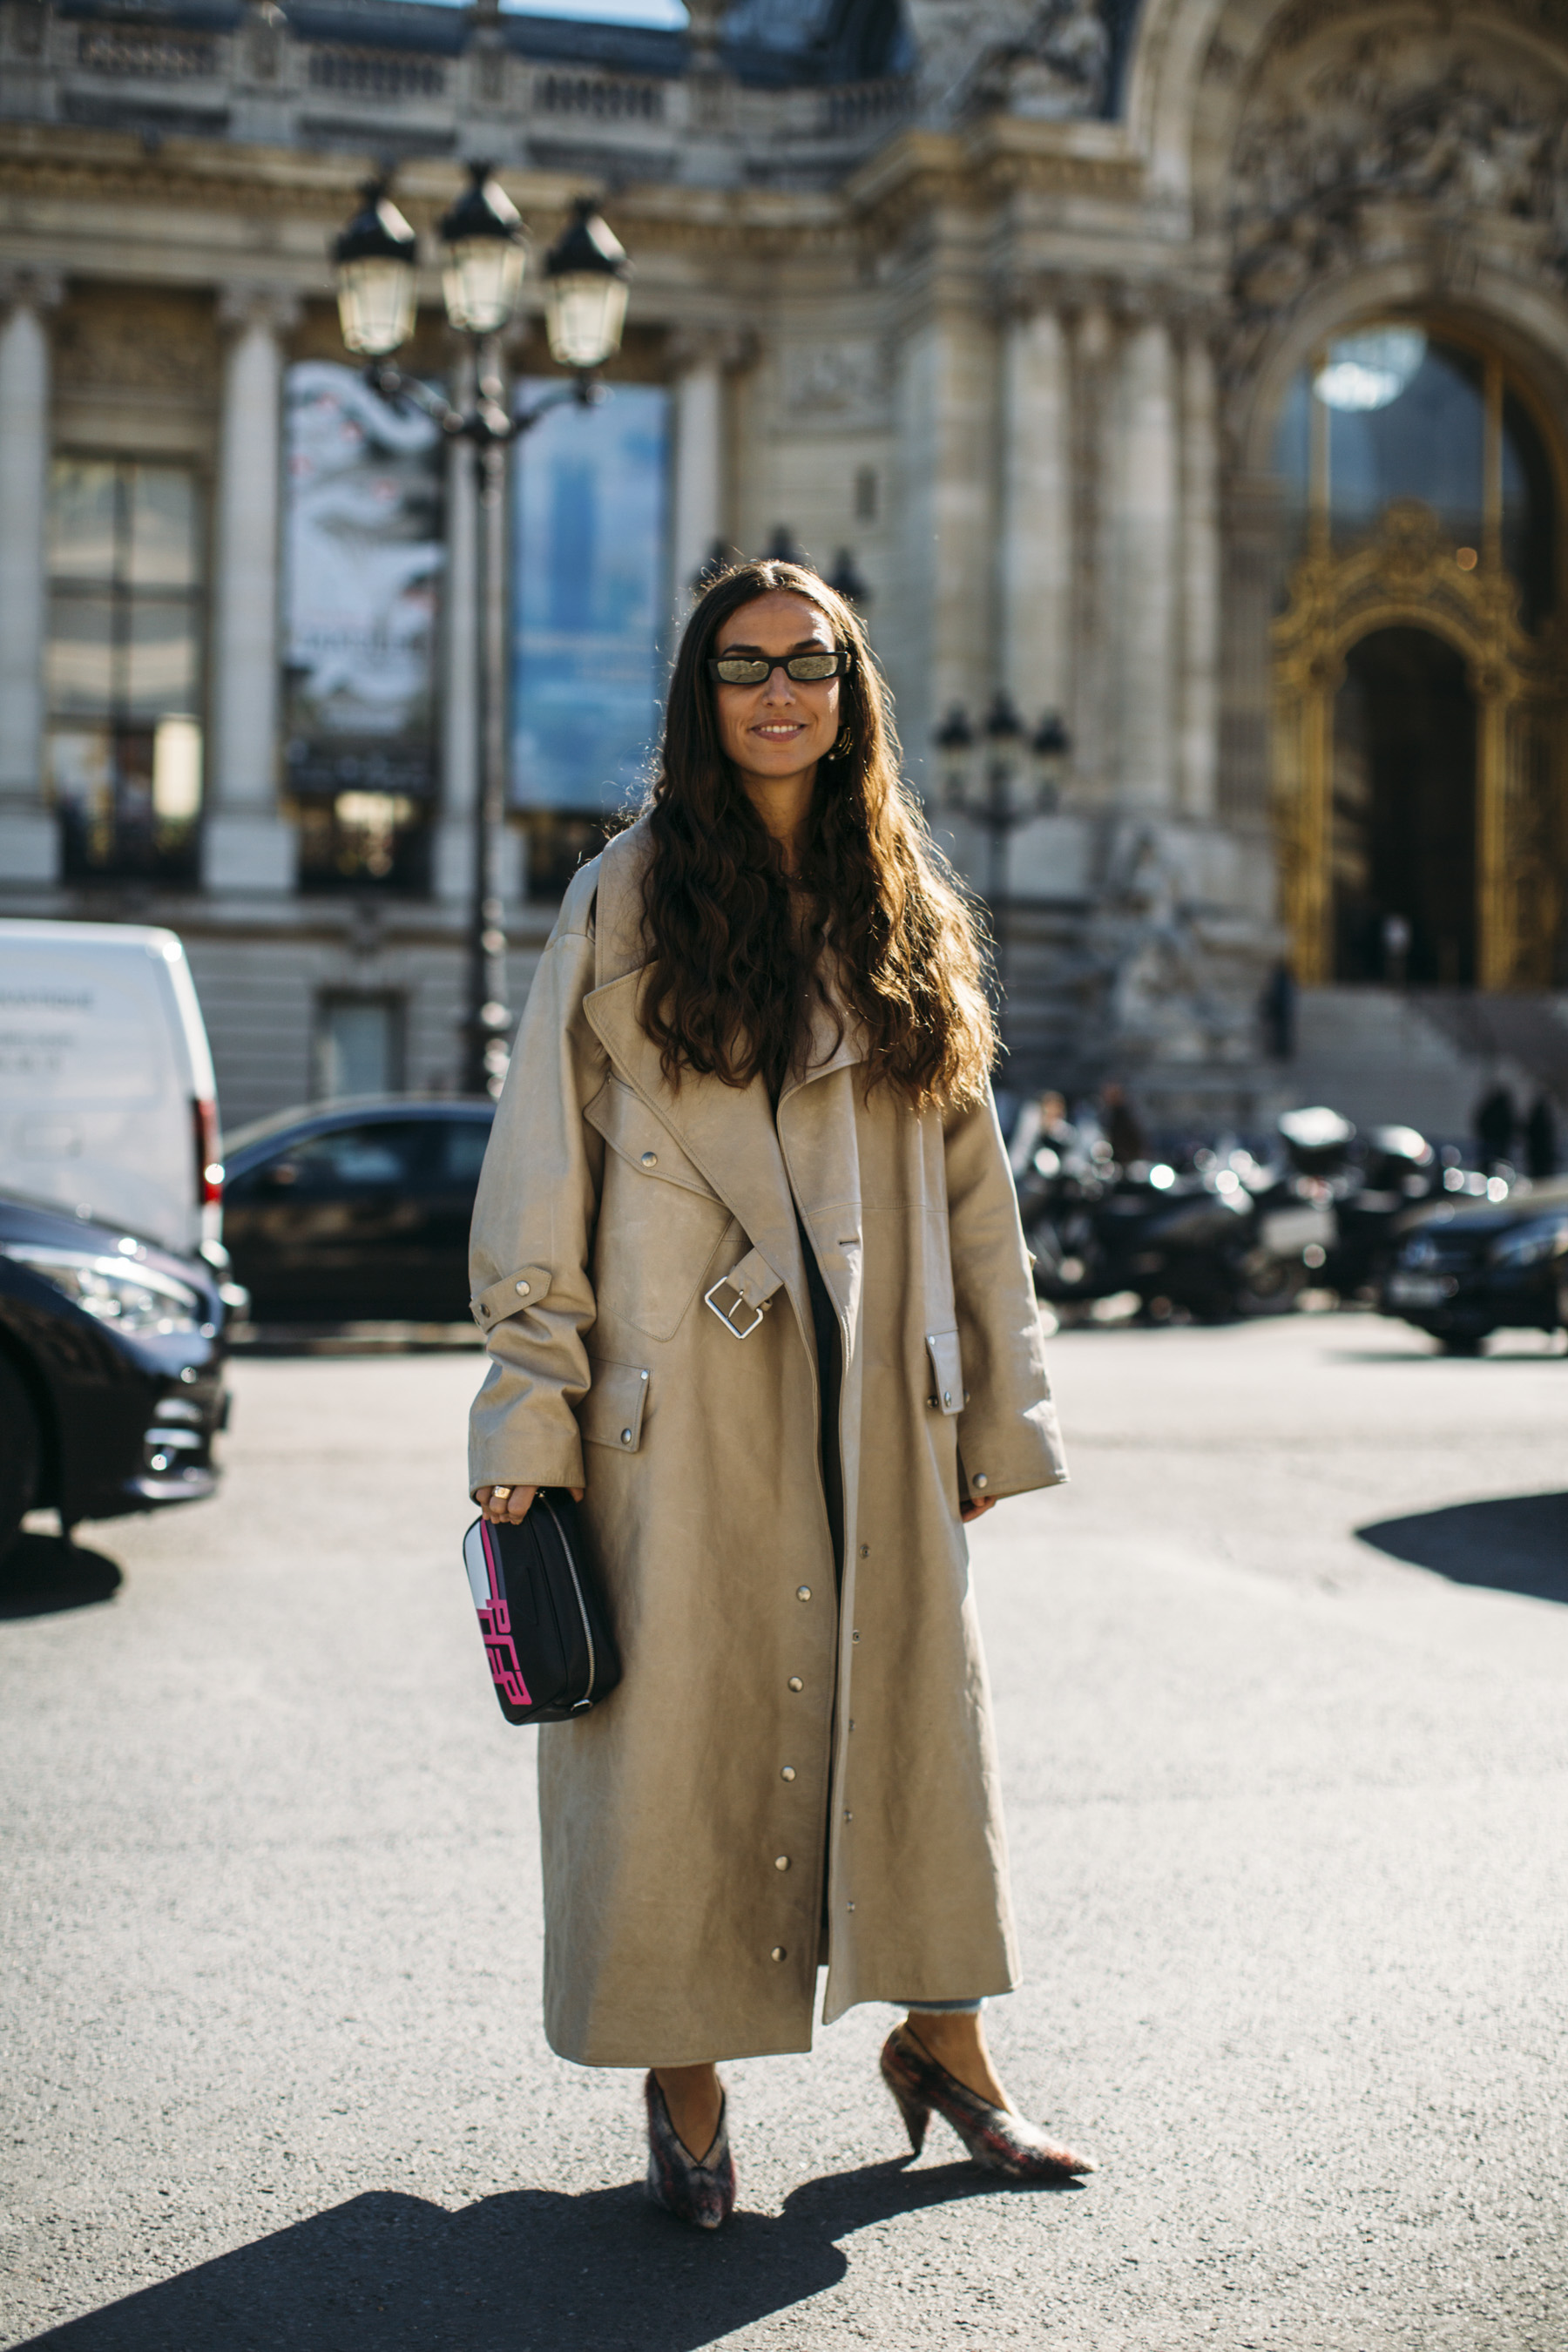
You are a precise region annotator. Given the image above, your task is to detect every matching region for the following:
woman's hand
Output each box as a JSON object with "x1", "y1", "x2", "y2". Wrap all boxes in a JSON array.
[
  {"x1": 475, "y1": 1484, "x2": 585, "y2": 1524},
  {"x1": 959, "y1": 1496, "x2": 997, "y2": 1524}
]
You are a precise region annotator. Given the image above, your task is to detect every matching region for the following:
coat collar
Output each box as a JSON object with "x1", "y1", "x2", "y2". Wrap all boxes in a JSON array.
[{"x1": 581, "y1": 823, "x2": 867, "y2": 1338}]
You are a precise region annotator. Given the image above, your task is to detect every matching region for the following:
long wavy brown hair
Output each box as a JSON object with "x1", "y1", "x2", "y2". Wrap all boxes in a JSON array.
[{"x1": 637, "y1": 560, "x2": 994, "y2": 1107}]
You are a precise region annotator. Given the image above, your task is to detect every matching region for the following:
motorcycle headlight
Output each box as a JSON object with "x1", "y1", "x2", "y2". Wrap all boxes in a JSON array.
[
  {"x1": 1488, "y1": 1219, "x2": 1568, "y2": 1270},
  {"x1": 2, "y1": 1243, "x2": 206, "y2": 1335}
]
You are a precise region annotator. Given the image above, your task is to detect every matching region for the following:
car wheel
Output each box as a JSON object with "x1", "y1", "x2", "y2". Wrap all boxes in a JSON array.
[
  {"x1": 0, "y1": 1355, "x2": 42, "y2": 1566},
  {"x1": 1437, "y1": 1332, "x2": 1488, "y2": 1357}
]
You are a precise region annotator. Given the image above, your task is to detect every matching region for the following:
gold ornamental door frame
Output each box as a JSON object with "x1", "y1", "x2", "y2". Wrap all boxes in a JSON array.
[{"x1": 1273, "y1": 355, "x2": 1568, "y2": 991}]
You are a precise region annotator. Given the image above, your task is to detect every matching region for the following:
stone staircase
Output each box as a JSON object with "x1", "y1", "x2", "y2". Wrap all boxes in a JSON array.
[{"x1": 1282, "y1": 988, "x2": 1568, "y2": 1144}]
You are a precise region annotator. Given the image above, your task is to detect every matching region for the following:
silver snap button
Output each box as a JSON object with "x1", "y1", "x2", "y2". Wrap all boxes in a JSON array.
[
  {"x1": 774, "y1": 1855, "x2": 790, "y2": 1871},
  {"x1": 620, "y1": 1429, "x2": 633, "y2": 1445},
  {"x1": 770, "y1": 1946, "x2": 786, "y2": 1962},
  {"x1": 942, "y1": 1389, "x2": 951, "y2": 1405},
  {"x1": 972, "y1": 1473, "x2": 989, "y2": 1490},
  {"x1": 787, "y1": 1675, "x2": 803, "y2": 1692},
  {"x1": 857, "y1": 1544, "x2": 869, "y2": 1558},
  {"x1": 640, "y1": 1151, "x2": 658, "y2": 1168},
  {"x1": 515, "y1": 1280, "x2": 530, "y2": 1295},
  {"x1": 796, "y1": 1585, "x2": 811, "y2": 1602},
  {"x1": 781, "y1": 1765, "x2": 796, "y2": 1781},
  {"x1": 852, "y1": 1630, "x2": 860, "y2": 1643},
  {"x1": 847, "y1": 1902, "x2": 855, "y2": 1913},
  {"x1": 843, "y1": 1808, "x2": 853, "y2": 1821}
]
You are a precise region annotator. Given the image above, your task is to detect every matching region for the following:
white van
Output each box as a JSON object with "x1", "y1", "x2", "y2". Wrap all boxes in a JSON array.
[{"x1": 0, "y1": 920, "x2": 222, "y2": 1258}]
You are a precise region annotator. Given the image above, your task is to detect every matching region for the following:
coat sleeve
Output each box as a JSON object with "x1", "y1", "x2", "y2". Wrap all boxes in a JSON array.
[
  {"x1": 466, "y1": 882, "x2": 608, "y2": 1496},
  {"x1": 944, "y1": 1084, "x2": 1068, "y2": 1501}
]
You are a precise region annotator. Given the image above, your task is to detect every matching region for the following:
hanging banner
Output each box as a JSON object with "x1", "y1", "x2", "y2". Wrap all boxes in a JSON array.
[
  {"x1": 281, "y1": 360, "x2": 444, "y2": 800},
  {"x1": 510, "y1": 381, "x2": 670, "y2": 811}
]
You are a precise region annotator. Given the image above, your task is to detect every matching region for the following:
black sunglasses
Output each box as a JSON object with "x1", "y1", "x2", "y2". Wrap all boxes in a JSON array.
[{"x1": 706, "y1": 648, "x2": 852, "y2": 687}]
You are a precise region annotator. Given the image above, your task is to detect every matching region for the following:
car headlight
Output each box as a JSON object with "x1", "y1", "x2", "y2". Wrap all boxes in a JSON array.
[
  {"x1": 1488, "y1": 1219, "x2": 1568, "y2": 1270},
  {"x1": 2, "y1": 1244, "x2": 206, "y2": 1335}
]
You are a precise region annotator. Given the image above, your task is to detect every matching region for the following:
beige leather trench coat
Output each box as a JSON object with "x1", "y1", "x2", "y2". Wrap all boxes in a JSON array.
[{"x1": 467, "y1": 822, "x2": 1066, "y2": 2067}]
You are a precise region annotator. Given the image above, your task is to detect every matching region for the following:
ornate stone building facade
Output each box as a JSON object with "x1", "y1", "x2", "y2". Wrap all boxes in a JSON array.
[{"x1": 3, "y1": 0, "x2": 1566, "y2": 1133}]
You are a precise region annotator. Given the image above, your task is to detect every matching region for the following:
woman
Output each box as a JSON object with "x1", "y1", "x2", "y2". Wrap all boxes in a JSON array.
[{"x1": 466, "y1": 559, "x2": 1092, "y2": 2227}]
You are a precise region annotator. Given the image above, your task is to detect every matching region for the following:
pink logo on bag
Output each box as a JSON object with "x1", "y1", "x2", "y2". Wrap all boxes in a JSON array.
[{"x1": 477, "y1": 1520, "x2": 532, "y2": 1707}]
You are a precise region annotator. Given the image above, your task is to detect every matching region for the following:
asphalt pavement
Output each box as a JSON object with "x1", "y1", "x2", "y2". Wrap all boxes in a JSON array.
[{"x1": 3, "y1": 1310, "x2": 1566, "y2": 2351}]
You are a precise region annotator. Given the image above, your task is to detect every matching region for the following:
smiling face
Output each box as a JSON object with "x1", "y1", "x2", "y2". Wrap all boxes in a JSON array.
[{"x1": 711, "y1": 591, "x2": 842, "y2": 787}]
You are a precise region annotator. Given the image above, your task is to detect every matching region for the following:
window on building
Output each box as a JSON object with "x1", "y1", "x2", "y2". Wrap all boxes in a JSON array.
[
  {"x1": 314, "y1": 994, "x2": 405, "y2": 1099},
  {"x1": 46, "y1": 458, "x2": 206, "y2": 882},
  {"x1": 297, "y1": 791, "x2": 431, "y2": 893},
  {"x1": 511, "y1": 380, "x2": 670, "y2": 899},
  {"x1": 282, "y1": 361, "x2": 443, "y2": 893},
  {"x1": 1273, "y1": 324, "x2": 1557, "y2": 630}
]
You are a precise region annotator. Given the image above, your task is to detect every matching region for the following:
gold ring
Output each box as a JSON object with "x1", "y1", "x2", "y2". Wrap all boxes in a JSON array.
[{"x1": 490, "y1": 1484, "x2": 513, "y2": 1502}]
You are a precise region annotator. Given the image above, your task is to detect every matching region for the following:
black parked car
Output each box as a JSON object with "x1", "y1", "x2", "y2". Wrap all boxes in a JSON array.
[
  {"x1": 0, "y1": 1193, "x2": 231, "y2": 1561},
  {"x1": 221, "y1": 1098, "x2": 497, "y2": 1323},
  {"x1": 1382, "y1": 1176, "x2": 1568, "y2": 1353}
]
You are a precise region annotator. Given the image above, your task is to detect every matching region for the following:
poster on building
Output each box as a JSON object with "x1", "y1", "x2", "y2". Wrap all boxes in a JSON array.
[
  {"x1": 281, "y1": 360, "x2": 445, "y2": 800},
  {"x1": 510, "y1": 381, "x2": 670, "y2": 811}
]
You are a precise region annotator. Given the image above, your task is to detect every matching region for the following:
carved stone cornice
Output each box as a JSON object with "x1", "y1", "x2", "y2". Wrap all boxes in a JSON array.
[
  {"x1": 219, "y1": 284, "x2": 303, "y2": 336},
  {"x1": 1225, "y1": 12, "x2": 1568, "y2": 348},
  {"x1": 665, "y1": 322, "x2": 755, "y2": 375},
  {"x1": 0, "y1": 266, "x2": 64, "y2": 314}
]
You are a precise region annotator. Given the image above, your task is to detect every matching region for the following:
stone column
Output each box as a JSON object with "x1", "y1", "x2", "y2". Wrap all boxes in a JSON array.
[
  {"x1": 0, "y1": 275, "x2": 61, "y2": 884},
  {"x1": 1179, "y1": 325, "x2": 1221, "y2": 821},
  {"x1": 889, "y1": 302, "x2": 993, "y2": 794},
  {"x1": 1068, "y1": 295, "x2": 1113, "y2": 798},
  {"x1": 669, "y1": 341, "x2": 724, "y2": 634},
  {"x1": 1115, "y1": 308, "x2": 1179, "y2": 808},
  {"x1": 997, "y1": 297, "x2": 1071, "y2": 728},
  {"x1": 204, "y1": 288, "x2": 297, "y2": 893},
  {"x1": 1219, "y1": 470, "x2": 1281, "y2": 830},
  {"x1": 435, "y1": 353, "x2": 481, "y2": 907}
]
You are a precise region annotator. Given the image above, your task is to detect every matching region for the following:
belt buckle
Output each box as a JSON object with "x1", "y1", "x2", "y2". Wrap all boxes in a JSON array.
[{"x1": 704, "y1": 1275, "x2": 767, "y2": 1339}]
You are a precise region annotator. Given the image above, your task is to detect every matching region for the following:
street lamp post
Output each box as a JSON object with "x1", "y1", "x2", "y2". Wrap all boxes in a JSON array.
[
  {"x1": 935, "y1": 694, "x2": 1071, "y2": 1008},
  {"x1": 332, "y1": 170, "x2": 630, "y2": 1097}
]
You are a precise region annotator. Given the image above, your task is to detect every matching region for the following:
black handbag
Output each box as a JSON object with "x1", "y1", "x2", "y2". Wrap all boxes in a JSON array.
[{"x1": 461, "y1": 1491, "x2": 622, "y2": 1725}]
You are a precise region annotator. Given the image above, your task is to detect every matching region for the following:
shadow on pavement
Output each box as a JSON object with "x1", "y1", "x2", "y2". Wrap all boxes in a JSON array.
[
  {"x1": 1357, "y1": 1491, "x2": 1568, "y2": 1603},
  {"x1": 20, "y1": 2159, "x2": 1079, "y2": 2351},
  {"x1": 0, "y1": 1532, "x2": 122, "y2": 1619}
]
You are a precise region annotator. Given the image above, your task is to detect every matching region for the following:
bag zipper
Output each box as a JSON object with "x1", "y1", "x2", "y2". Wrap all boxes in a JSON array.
[{"x1": 539, "y1": 1490, "x2": 597, "y2": 1706}]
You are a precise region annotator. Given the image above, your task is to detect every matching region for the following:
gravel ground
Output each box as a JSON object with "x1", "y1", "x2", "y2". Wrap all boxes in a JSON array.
[{"x1": 2, "y1": 1311, "x2": 1565, "y2": 2351}]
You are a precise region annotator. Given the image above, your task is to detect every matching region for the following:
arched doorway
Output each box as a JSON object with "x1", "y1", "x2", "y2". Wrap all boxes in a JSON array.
[
  {"x1": 1270, "y1": 321, "x2": 1568, "y2": 989},
  {"x1": 1332, "y1": 627, "x2": 1476, "y2": 986}
]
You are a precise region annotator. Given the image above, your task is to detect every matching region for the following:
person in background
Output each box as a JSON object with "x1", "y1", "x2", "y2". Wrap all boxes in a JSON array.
[
  {"x1": 1100, "y1": 1082, "x2": 1147, "y2": 1171},
  {"x1": 1473, "y1": 1082, "x2": 1517, "y2": 1175},
  {"x1": 1008, "y1": 1086, "x2": 1078, "y2": 1178},
  {"x1": 1524, "y1": 1092, "x2": 1559, "y2": 1181},
  {"x1": 1260, "y1": 960, "x2": 1296, "y2": 1062}
]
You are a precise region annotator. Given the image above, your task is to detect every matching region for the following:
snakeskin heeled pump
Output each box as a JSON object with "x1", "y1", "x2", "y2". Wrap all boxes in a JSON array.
[
  {"x1": 879, "y1": 2023, "x2": 1097, "y2": 2183},
  {"x1": 643, "y1": 2072, "x2": 737, "y2": 2228}
]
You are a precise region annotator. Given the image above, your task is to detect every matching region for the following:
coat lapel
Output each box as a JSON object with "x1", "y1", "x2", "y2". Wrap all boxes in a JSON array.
[
  {"x1": 581, "y1": 823, "x2": 867, "y2": 1366},
  {"x1": 776, "y1": 964, "x2": 868, "y2": 1341},
  {"x1": 584, "y1": 968, "x2": 807, "y2": 1328}
]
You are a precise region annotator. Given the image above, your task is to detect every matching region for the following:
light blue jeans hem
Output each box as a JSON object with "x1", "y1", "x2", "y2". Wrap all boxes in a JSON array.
[{"x1": 901, "y1": 1998, "x2": 983, "y2": 2015}]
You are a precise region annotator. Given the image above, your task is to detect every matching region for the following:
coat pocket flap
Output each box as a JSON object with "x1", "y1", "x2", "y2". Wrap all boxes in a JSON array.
[
  {"x1": 925, "y1": 1328, "x2": 964, "y2": 1415},
  {"x1": 580, "y1": 1356, "x2": 652, "y2": 1452},
  {"x1": 471, "y1": 1263, "x2": 552, "y2": 1330},
  {"x1": 584, "y1": 1079, "x2": 720, "y2": 1200}
]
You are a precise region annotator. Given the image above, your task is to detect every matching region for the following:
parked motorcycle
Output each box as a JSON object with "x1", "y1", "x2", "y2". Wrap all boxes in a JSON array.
[
  {"x1": 1016, "y1": 1103, "x2": 1441, "y2": 1322},
  {"x1": 1021, "y1": 1147, "x2": 1279, "y2": 1323}
]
